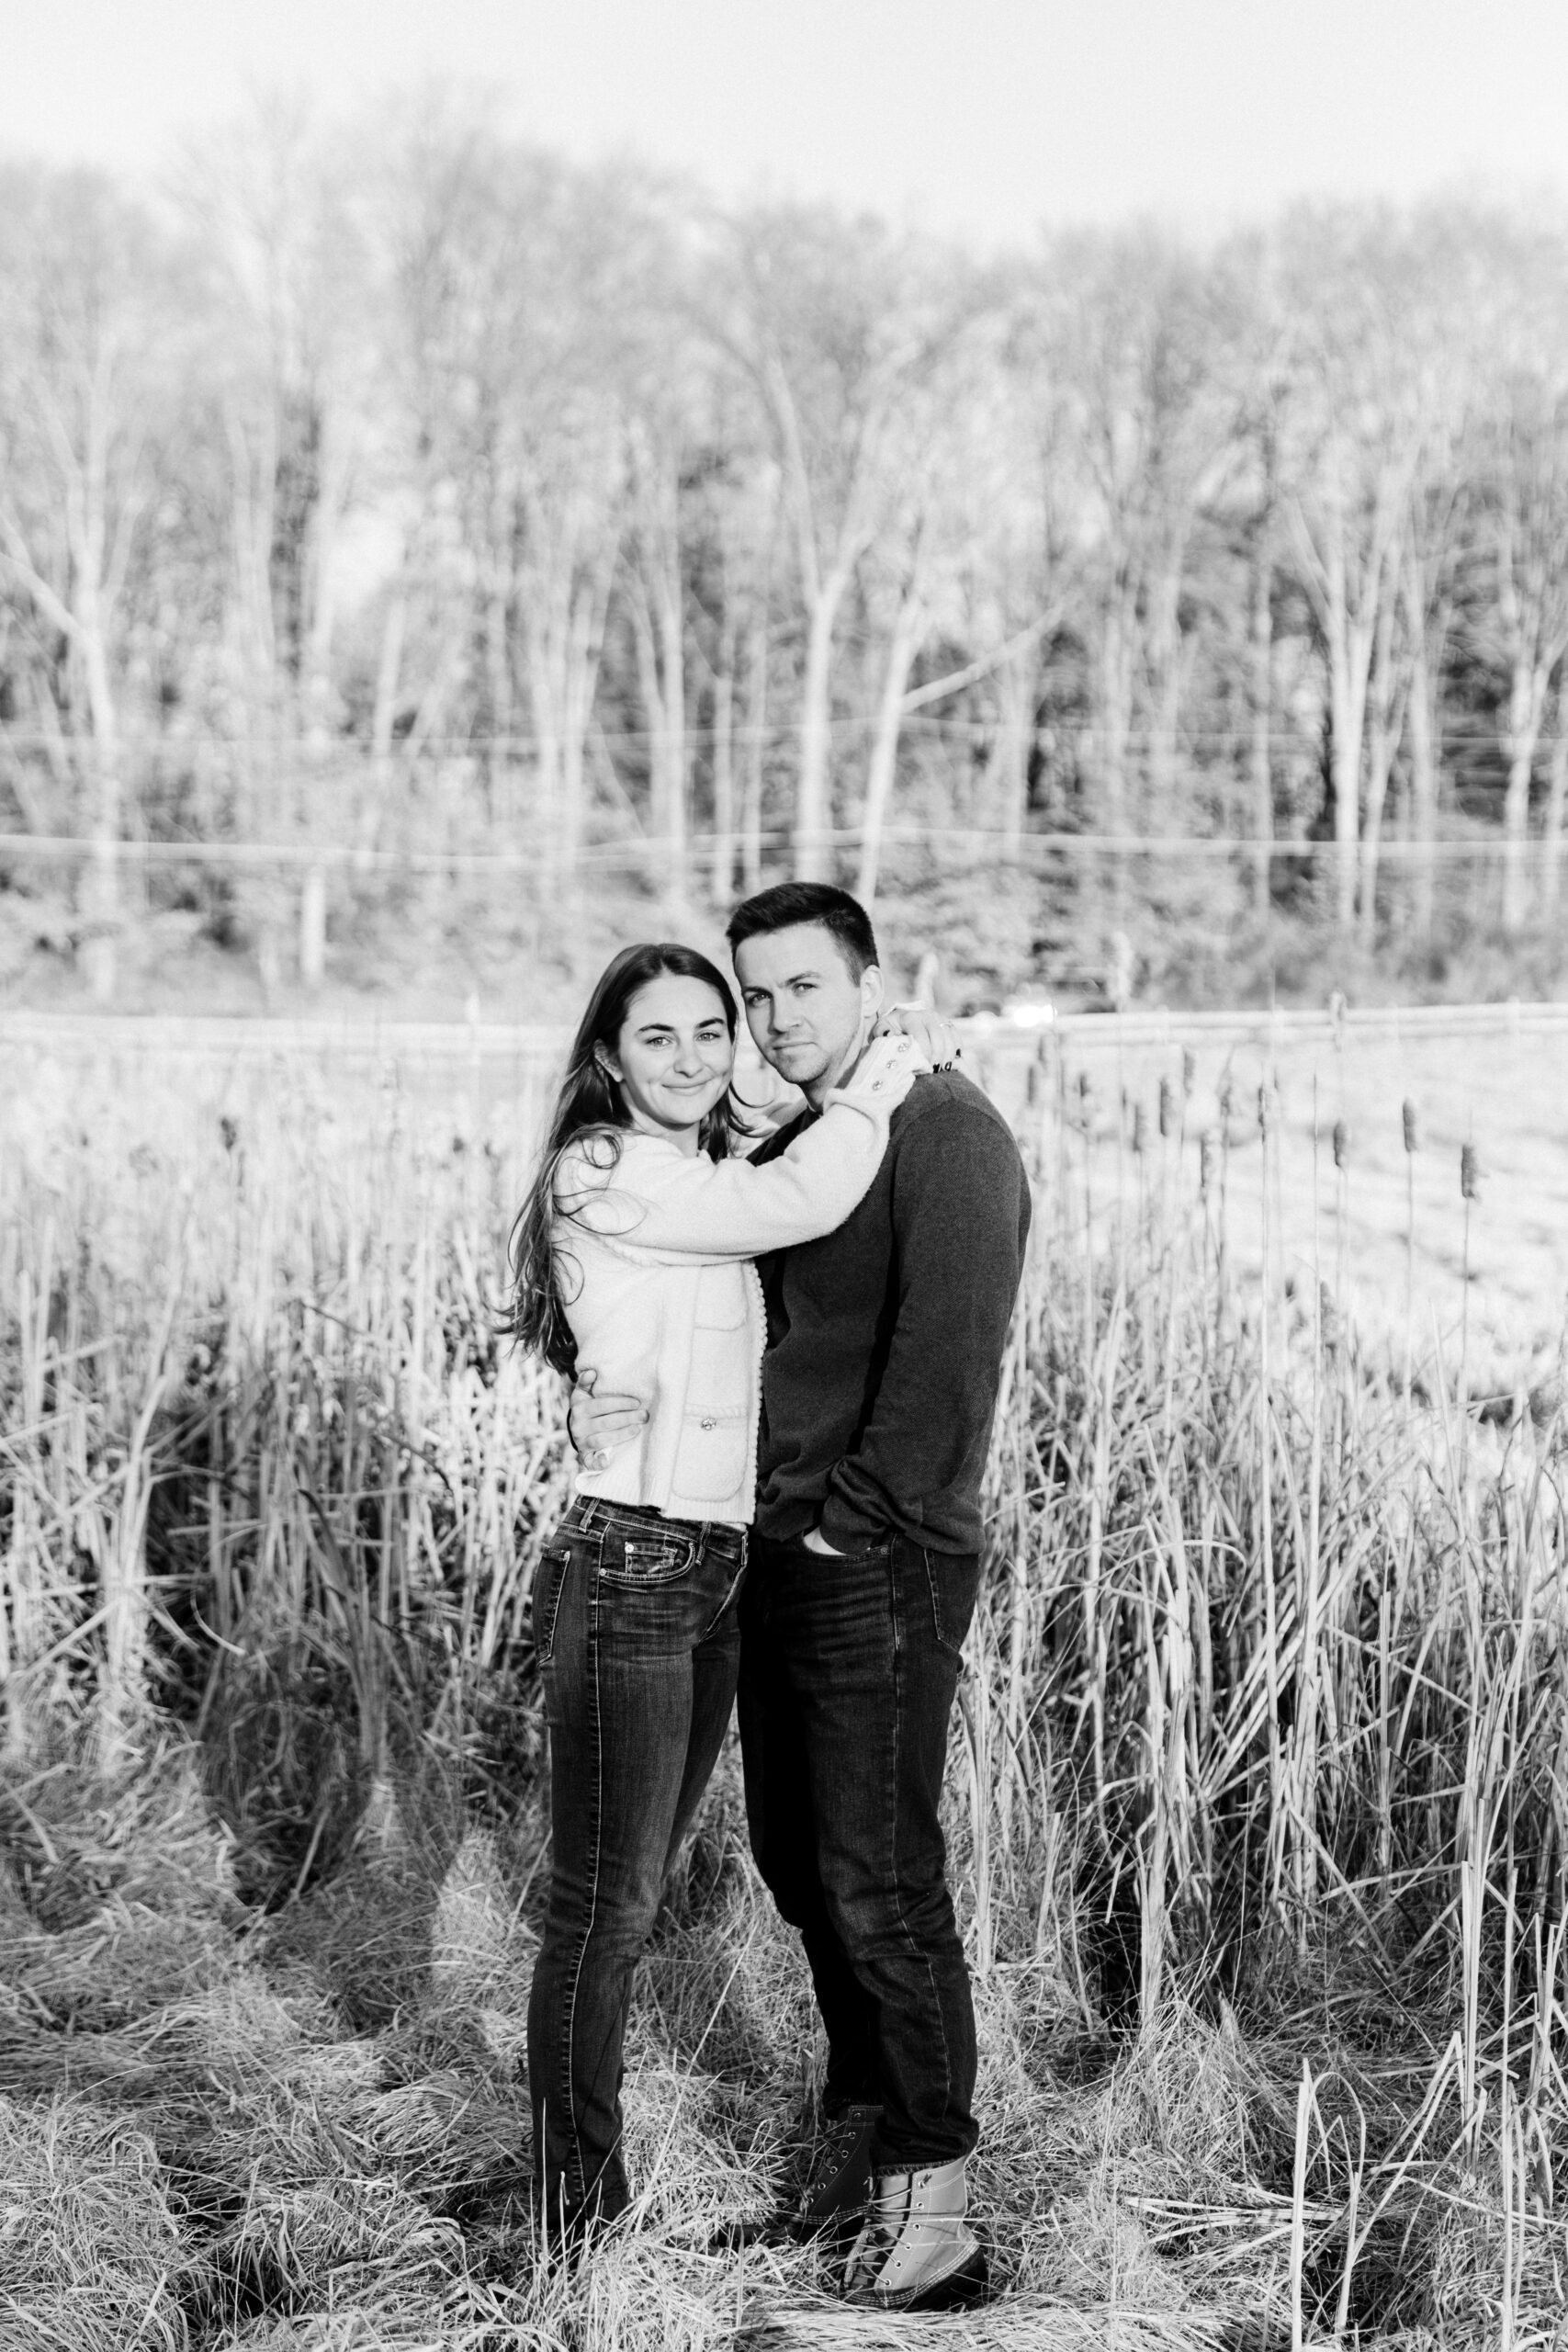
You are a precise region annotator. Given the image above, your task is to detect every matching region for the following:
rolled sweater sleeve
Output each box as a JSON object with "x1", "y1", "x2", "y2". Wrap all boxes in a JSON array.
[
  {"x1": 818, "y1": 1098, "x2": 1030, "y2": 1553},
  {"x1": 557, "y1": 1051, "x2": 913, "y2": 1264}
]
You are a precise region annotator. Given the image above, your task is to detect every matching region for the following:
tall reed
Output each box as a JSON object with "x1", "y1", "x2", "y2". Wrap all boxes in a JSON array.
[{"x1": 3, "y1": 1028, "x2": 1565, "y2": 2333}]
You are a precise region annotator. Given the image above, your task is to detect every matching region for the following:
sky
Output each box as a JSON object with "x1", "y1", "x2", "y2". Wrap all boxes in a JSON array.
[{"x1": 5, "y1": 0, "x2": 1566, "y2": 242}]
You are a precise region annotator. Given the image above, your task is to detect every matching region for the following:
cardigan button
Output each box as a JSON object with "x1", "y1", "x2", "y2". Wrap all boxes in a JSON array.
[{"x1": 701, "y1": 1416, "x2": 716, "y2": 1430}]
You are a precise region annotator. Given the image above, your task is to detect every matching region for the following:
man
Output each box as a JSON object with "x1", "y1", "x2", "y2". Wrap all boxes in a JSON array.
[{"x1": 572, "y1": 882, "x2": 1030, "y2": 2310}]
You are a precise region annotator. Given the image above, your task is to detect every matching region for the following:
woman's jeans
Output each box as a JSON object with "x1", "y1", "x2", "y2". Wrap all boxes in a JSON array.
[
  {"x1": 526, "y1": 1496, "x2": 746, "y2": 2227},
  {"x1": 737, "y1": 1529, "x2": 981, "y2": 2170}
]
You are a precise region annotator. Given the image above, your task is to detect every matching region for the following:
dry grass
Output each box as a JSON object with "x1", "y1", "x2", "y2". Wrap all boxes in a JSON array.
[{"x1": 4, "y1": 1024, "x2": 1568, "y2": 2346}]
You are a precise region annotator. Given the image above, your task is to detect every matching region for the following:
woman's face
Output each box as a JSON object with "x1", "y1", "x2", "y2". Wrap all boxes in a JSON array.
[{"x1": 599, "y1": 974, "x2": 735, "y2": 1147}]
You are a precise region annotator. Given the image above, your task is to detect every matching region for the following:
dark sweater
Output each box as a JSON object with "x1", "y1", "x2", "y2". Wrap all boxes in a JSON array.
[{"x1": 750, "y1": 1068, "x2": 1031, "y2": 1555}]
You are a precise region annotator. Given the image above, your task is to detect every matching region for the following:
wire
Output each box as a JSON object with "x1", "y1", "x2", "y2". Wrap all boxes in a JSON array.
[
  {"x1": 0, "y1": 722, "x2": 1558, "y2": 752},
  {"x1": 0, "y1": 829, "x2": 1533, "y2": 869}
]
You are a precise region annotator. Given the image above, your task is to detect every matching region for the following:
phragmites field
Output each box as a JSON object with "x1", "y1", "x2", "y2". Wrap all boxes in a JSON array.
[{"x1": 4, "y1": 1009, "x2": 1567, "y2": 2350}]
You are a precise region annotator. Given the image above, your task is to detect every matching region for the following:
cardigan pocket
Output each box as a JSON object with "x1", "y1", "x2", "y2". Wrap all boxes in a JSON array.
[
  {"x1": 693, "y1": 1263, "x2": 747, "y2": 1329},
  {"x1": 674, "y1": 1405, "x2": 750, "y2": 1503}
]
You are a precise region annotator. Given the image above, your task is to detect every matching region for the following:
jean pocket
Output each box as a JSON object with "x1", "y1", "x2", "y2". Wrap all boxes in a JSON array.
[
  {"x1": 922, "y1": 1546, "x2": 980, "y2": 1660},
  {"x1": 699, "y1": 1555, "x2": 750, "y2": 1643},
  {"x1": 807, "y1": 1534, "x2": 888, "y2": 1564},
  {"x1": 531, "y1": 1544, "x2": 572, "y2": 1661},
  {"x1": 601, "y1": 1531, "x2": 696, "y2": 1587}
]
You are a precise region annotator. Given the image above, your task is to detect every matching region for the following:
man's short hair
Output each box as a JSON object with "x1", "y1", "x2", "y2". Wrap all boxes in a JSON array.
[{"x1": 725, "y1": 882, "x2": 880, "y2": 979}]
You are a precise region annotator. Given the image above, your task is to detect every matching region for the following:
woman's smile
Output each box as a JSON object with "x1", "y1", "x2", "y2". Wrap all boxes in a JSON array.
[{"x1": 599, "y1": 973, "x2": 738, "y2": 1153}]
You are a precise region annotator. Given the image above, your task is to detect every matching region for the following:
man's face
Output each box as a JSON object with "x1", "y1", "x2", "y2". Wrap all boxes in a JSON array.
[{"x1": 732, "y1": 922, "x2": 883, "y2": 1100}]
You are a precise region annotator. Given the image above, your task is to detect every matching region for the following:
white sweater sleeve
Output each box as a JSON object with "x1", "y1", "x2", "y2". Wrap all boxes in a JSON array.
[{"x1": 555, "y1": 1033, "x2": 921, "y2": 1262}]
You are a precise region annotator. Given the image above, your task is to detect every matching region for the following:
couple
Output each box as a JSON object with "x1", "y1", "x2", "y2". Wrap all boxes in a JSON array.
[{"x1": 508, "y1": 881, "x2": 1031, "y2": 2311}]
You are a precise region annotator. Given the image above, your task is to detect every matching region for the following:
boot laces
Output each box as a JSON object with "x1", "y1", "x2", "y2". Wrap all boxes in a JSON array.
[{"x1": 857, "y1": 2172, "x2": 911, "y2": 2267}]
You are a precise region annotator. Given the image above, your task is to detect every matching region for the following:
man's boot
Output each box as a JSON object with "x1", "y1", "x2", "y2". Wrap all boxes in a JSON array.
[{"x1": 842, "y1": 2157, "x2": 988, "y2": 2310}]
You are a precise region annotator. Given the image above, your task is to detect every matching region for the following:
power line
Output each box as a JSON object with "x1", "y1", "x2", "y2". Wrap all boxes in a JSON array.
[
  {"x1": 0, "y1": 828, "x2": 1536, "y2": 871},
  {"x1": 0, "y1": 722, "x2": 1556, "y2": 752},
  {"x1": 5, "y1": 1000, "x2": 1567, "y2": 1069}
]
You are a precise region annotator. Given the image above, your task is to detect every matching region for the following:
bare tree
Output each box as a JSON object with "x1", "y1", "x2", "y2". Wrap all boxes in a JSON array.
[
  {"x1": 853, "y1": 341, "x2": 986, "y2": 906},
  {"x1": 689, "y1": 435, "x2": 778, "y2": 907},
  {"x1": 1543, "y1": 677, "x2": 1568, "y2": 912},
  {"x1": 855, "y1": 522, "x2": 936, "y2": 909},
  {"x1": 1356, "y1": 559, "x2": 1409, "y2": 946},
  {"x1": 623, "y1": 424, "x2": 687, "y2": 898},
  {"x1": 1045, "y1": 230, "x2": 1241, "y2": 918},
  {"x1": 1282, "y1": 242, "x2": 1406, "y2": 927},
  {"x1": 619, "y1": 234, "x2": 711, "y2": 910},
  {"x1": 364, "y1": 112, "x2": 640, "y2": 889},
  {"x1": 3, "y1": 144, "x2": 1565, "y2": 988},
  {"x1": 1224, "y1": 243, "x2": 1293, "y2": 924},
  {"x1": 479, "y1": 161, "x2": 658, "y2": 882},
  {"x1": 1398, "y1": 463, "x2": 1465, "y2": 944},
  {"x1": 1479, "y1": 373, "x2": 1568, "y2": 933},
  {"x1": 707, "y1": 207, "x2": 981, "y2": 880},
  {"x1": 360, "y1": 95, "x2": 514, "y2": 815},
  {"x1": 1246, "y1": 408, "x2": 1280, "y2": 922},
  {"x1": 0, "y1": 169, "x2": 175, "y2": 1000},
  {"x1": 1285, "y1": 210, "x2": 1494, "y2": 940},
  {"x1": 181, "y1": 97, "x2": 372, "y2": 981},
  {"x1": 955, "y1": 325, "x2": 1075, "y2": 857}
]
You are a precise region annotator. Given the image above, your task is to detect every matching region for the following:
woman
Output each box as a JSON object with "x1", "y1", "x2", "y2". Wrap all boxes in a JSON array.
[{"x1": 507, "y1": 941, "x2": 924, "y2": 2246}]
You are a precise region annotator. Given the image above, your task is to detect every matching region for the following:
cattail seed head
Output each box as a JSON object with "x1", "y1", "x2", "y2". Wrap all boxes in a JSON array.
[
  {"x1": 1026, "y1": 1059, "x2": 1044, "y2": 1108},
  {"x1": 1218, "y1": 1076, "x2": 1234, "y2": 1120},
  {"x1": 1199, "y1": 1131, "x2": 1214, "y2": 1197},
  {"x1": 1402, "y1": 1099, "x2": 1418, "y2": 1154},
  {"x1": 1332, "y1": 1118, "x2": 1348, "y2": 1170},
  {"x1": 1257, "y1": 1085, "x2": 1270, "y2": 1137},
  {"x1": 1320, "y1": 1281, "x2": 1345, "y2": 1354},
  {"x1": 1182, "y1": 1046, "x2": 1196, "y2": 1096},
  {"x1": 1461, "y1": 1143, "x2": 1479, "y2": 1202},
  {"x1": 1132, "y1": 1102, "x2": 1148, "y2": 1156},
  {"x1": 1158, "y1": 1076, "x2": 1175, "y2": 1137}
]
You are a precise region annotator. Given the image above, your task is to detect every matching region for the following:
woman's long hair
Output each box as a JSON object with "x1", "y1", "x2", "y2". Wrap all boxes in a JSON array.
[{"x1": 505, "y1": 942, "x2": 744, "y2": 1374}]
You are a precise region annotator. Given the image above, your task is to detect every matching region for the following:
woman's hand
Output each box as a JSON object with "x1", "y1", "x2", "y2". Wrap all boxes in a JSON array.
[{"x1": 875, "y1": 1003, "x2": 958, "y2": 1070}]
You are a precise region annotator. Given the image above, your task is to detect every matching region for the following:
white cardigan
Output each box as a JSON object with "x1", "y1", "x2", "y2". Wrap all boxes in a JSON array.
[{"x1": 553, "y1": 1034, "x2": 918, "y2": 1526}]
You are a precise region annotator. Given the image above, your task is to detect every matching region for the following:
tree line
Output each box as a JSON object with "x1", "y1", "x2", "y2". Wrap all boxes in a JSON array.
[{"x1": 3, "y1": 96, "x2": 1568, "y2": 1000}]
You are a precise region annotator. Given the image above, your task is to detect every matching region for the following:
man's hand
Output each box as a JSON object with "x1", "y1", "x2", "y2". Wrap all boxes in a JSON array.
[
  {"x1": 802, "y1": 1526, "x2": 845, "y2": 1555},
  {"x1": 568, "y1": 1368, "x2": 649, "y2": 1470},
  {"x1": 875, "y1": 1003, "x2": 958, "y2": 1070}
]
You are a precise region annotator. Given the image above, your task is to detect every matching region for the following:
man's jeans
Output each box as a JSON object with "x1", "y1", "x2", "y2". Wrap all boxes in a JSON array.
[
  {"x1": 738, "y1": 1529, "x2": 981, "y2": 2170},
  {"x1": 526, "y1": 1497, "x2": 746, "y2": 2225}
]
